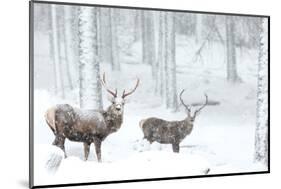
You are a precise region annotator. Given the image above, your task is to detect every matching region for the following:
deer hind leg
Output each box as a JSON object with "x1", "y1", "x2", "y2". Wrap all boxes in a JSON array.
[
  {"x1": 83, "y1": 142, "x2": 91, "y2": 161},
  {"x1": 172, "y1": 143, "x2": 180, "y2": 153},
  {"x1": 93, "y1": 139, "x2": 102, "y2": 162},
  {"x1": 52, "y1": 135, "x2": 67, "y2": 158}
]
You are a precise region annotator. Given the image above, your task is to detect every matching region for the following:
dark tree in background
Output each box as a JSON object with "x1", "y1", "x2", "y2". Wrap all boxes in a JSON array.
[
  {"x1": 62, "y1": 6, "x2": 74, "y2": 90},
  {"x1": 155, "y1": 11, "x2": 165, "y2": 96},
  {"x1": 109, "y1": 8, "x2": 120, "y2": 71},
  {"x1": 36, "y1": 4, "x2": 265, "y2": 113},
  {"x1": 225, "y1": 16, "x2": 239, "y2": 83},
  {"x1": 141, "y1": 10, "x2": 156, "y2": 69},
  {"x1": 50, "y1": 4, "x2": 64, "y2": 98}
]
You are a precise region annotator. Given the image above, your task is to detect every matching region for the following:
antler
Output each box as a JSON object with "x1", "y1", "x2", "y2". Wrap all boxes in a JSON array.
[
  {"x1": 122, "y1": 78, "x2": 140, "y2": 98},
  {"x1": 194, "y1": 94, "x2": 208, "y2": 117},
  {"x1": 100, "y1": 73, "x2": 117, "y2": 97},
  {"x1": 179, "y1": 89, "x2": 191, "y2": 112}
]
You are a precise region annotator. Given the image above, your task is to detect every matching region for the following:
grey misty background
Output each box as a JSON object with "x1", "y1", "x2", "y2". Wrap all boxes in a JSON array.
[{"x1": 33, "y1": 2, "x2": 268, "y2": 172}]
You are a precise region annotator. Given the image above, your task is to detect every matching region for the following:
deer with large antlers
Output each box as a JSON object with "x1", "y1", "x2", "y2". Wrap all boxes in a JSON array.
[
  {"x1": 139, "y1": 90, "x2": 208, "y2": 153},
  {"x1": 45, "y1": 73, "x2": 139, "y2": 162}
]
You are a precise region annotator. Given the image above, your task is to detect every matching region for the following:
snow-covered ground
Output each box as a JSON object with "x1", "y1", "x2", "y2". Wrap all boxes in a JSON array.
[{"x1": 33, "y1": 32, "x2": 266, "y2": 185}]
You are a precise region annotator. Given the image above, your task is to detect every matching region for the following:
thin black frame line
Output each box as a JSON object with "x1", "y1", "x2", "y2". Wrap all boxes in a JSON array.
[
  {"x1": 29, "y1": 1, "x2": 270, "y2": 188},
  {"x1": 32, "y1": 0, "x2": 270, "y2": 18},
  {"x1": 32, "y1": 171, "x2": 269, "y2": 189},
  {"x1": 29, "y1": 1, "x2": 34, "y2": 189},
  {"x1": 267, "y1": 16, "x2": 270, "y2": 172}
]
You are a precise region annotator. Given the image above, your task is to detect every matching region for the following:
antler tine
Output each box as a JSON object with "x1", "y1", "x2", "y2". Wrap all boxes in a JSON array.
[
  {"x1": 179, "y1": 89, "x2": 190, "y2": 111},
  {"x1": 100, "y1": 72, "x2": 117, "y2": 97},
  {"x1": 194, "y1": 93, "x2": 208, "y2": 117},
  {"x1": 122, "y1": 78, "x2": 140, "y2": 98}
]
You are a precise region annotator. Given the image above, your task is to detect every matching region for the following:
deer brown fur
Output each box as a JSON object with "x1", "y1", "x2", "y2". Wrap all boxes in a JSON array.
[
  {"x1": 45, "y1": 73, "x2": 139, "y2": 162},
  {"x1": 139, "y1": 90, "x2": 208, "y2": 153}
]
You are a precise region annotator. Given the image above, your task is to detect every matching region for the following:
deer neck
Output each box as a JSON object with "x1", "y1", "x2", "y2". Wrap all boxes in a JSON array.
[
  {"x1": 183, "y1": 117, "x2": 193, "y2": 128},
  {"x1": 104, "y1": 106, "x2": 123, "y2": 134}
]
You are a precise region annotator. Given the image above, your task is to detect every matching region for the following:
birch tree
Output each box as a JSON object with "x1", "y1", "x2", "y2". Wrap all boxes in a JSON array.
[
  {"x1": 47, "y1": 5, "x2": 58, "y2": 94},
  {"x1": 156, "y1": 11, "x2": 165, "y2": 96},
  {"x1": 50, "y1": 5, "x2": 64, "y2": 98},
  {"x1": 62, "y1": 5, "x2": 74, "y2": 90},
  {"x1": 78, "y1": 7, "x2": 103, "y2": 109},
  {"x1": 225, "y1": 16, "x2": 239, "y2": 83},
  {"x1": 109, "y1": 8, "x2": 120, "y2": 71},
  {"x1": 254, "y1": 18, "x2": 268, "y2": 166},
  {"x1": 141, "y1": 11, "x2": 156, "y2": 69},
  {"x1": 56, "y1": 6, "x2": 66, "y2": 98},
  {"x1": 164, "y1": 12, "x2": 178, "y2": 110}
]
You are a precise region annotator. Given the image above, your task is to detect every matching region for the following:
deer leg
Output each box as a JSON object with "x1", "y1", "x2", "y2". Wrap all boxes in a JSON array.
[
  {"x1": 83, "y1": 142, "x2": 91, "y2": 161},
  {"x1": 52, "y1": 135, "x2": 67, "y2": 158},
  {"x1": 93, "y1": 139, "x2": 102, "y2": 162},
  {"x1": 172, "y1": 143, "x2": 180, "y2": 153}
]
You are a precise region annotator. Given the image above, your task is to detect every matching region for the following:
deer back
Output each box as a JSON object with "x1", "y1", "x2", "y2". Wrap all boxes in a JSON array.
[{"x1": 140, "y1": 118, "x2": 194, "y2": 144}]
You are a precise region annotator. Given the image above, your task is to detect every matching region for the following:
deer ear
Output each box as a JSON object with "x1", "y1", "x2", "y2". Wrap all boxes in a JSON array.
[
  {"x1": 107, "y1": 95, "x2": 115, "y2": 103},
  {"x1": 123, "y1": 98, "x2": 130, "y2": 104}
]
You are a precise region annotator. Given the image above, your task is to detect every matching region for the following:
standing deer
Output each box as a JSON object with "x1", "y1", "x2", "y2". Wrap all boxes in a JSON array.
[
  {"x1": 45, "y1": 73, "x2": 139, "y2": 162},
  {"x1": 139, "y1": 89, "x2": 208, "y2": 153}
]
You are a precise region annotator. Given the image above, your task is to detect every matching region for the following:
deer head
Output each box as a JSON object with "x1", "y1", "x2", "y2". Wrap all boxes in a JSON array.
[
  {"x1": 100, "y1": 73, "x2": 139, "y2": 115},
  {"x1": 179, "y1": 89, "x2": 208, "y2": 123}
]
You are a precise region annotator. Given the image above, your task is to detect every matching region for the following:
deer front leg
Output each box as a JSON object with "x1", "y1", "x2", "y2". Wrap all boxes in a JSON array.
[
  {"x1": 52, "y1": 135, "x2": 67, "y2": 158},
  {"x1": 83, "y1": 142, "x2": 91, "y2": 161},
  {"x1": 172, "y1": 143, "x2": 180, "y2": 153},
  {"x1": 93, "y1": 138, "x2": 102, "y2": 162}
]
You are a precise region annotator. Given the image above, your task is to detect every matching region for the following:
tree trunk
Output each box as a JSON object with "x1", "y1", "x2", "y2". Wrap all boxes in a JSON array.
[
  {"x1": 47, "y1": 5, "x2": 58, "y2": 94},
  {"x1": 141, "y1": 11, "x2": 156, "y2": 68},
  {"x1": 70, "y1": 6, "x2": 80, "y2": 74},
  {"x1": 96, "y1": 8, "x2": 102, "y2": 62},
  {"x1": 254, "y1": 18, "x2": 268, "y2": 166},
  {"x1": 133, "y1": 10, "x2": 140, "y2": 42},
  {"x1": 148, "y1": 12, "x2": 156, "y2": 79},
  {"x1": 164, "y1": 12, "x2": 178, "y2": 110},
  {"x1": 195, "y1": 14, "x2": 203, "y2": 44},
  {"x1": 62, "y1": 6, "x2": 74, "y2": 90},
  {"x1": 78, "y1": 7, "x2": 103, "y2": 110},
  {"x1": 225, "y1": 16, "x2": 239, "y2": 83},
  {"x1": 141, "y1": 11, "x2": 148, "y2": 65},
  {"x1": 51, "y1": 5, "x2": 64, "y2": 98},
  {"x1": 156, "y1": 11, "x2": 165, "y2": 96},
  {"x1": 109, "y1": 8, "x2": 120, "y2": 71}
]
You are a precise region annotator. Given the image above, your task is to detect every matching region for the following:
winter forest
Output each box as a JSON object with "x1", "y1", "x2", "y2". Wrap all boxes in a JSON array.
[{"x1": 32, "y1": 2, "x2": 268, "y2": 186}]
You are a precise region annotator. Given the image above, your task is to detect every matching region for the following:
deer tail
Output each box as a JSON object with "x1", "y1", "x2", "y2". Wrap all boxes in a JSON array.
[
  {"x1": 139, "y1": 119, "x2": 146, "y2": 129},
  {"x1": 45, "y1": 107, "x2": 57, "y2": 134}
]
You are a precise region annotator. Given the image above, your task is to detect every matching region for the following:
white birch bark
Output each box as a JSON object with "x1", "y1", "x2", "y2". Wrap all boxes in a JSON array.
[
  {"x1": 109, "y1": 8, "x2": 120, "y2": 71},
  {"x1": 47, "y1": 5, "x2": 58, "y2": 94},
  {"x1": 254, "y1": 18, "x2": 268, "y2": 166},
  {"x1": 63, "y1": 6, "x2": 74, "y2": 90},
  {"x1": 165, "y1": 12, "x2": 178, "y2": 110},
  {"x1": 78, "y1": 7, "x2": 103, "y2": 109},
  {"x1": 51, "y1": 5, "x2": 64, "y2": 98}
]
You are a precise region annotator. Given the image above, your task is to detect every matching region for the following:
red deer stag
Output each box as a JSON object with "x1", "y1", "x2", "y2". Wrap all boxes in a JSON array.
[
  {"x1": 45, "y1": 73, "x2": 139, "y2": 162},
  {"x1": 139, "y1": 89, "x2": 208, "y2": 153}
]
